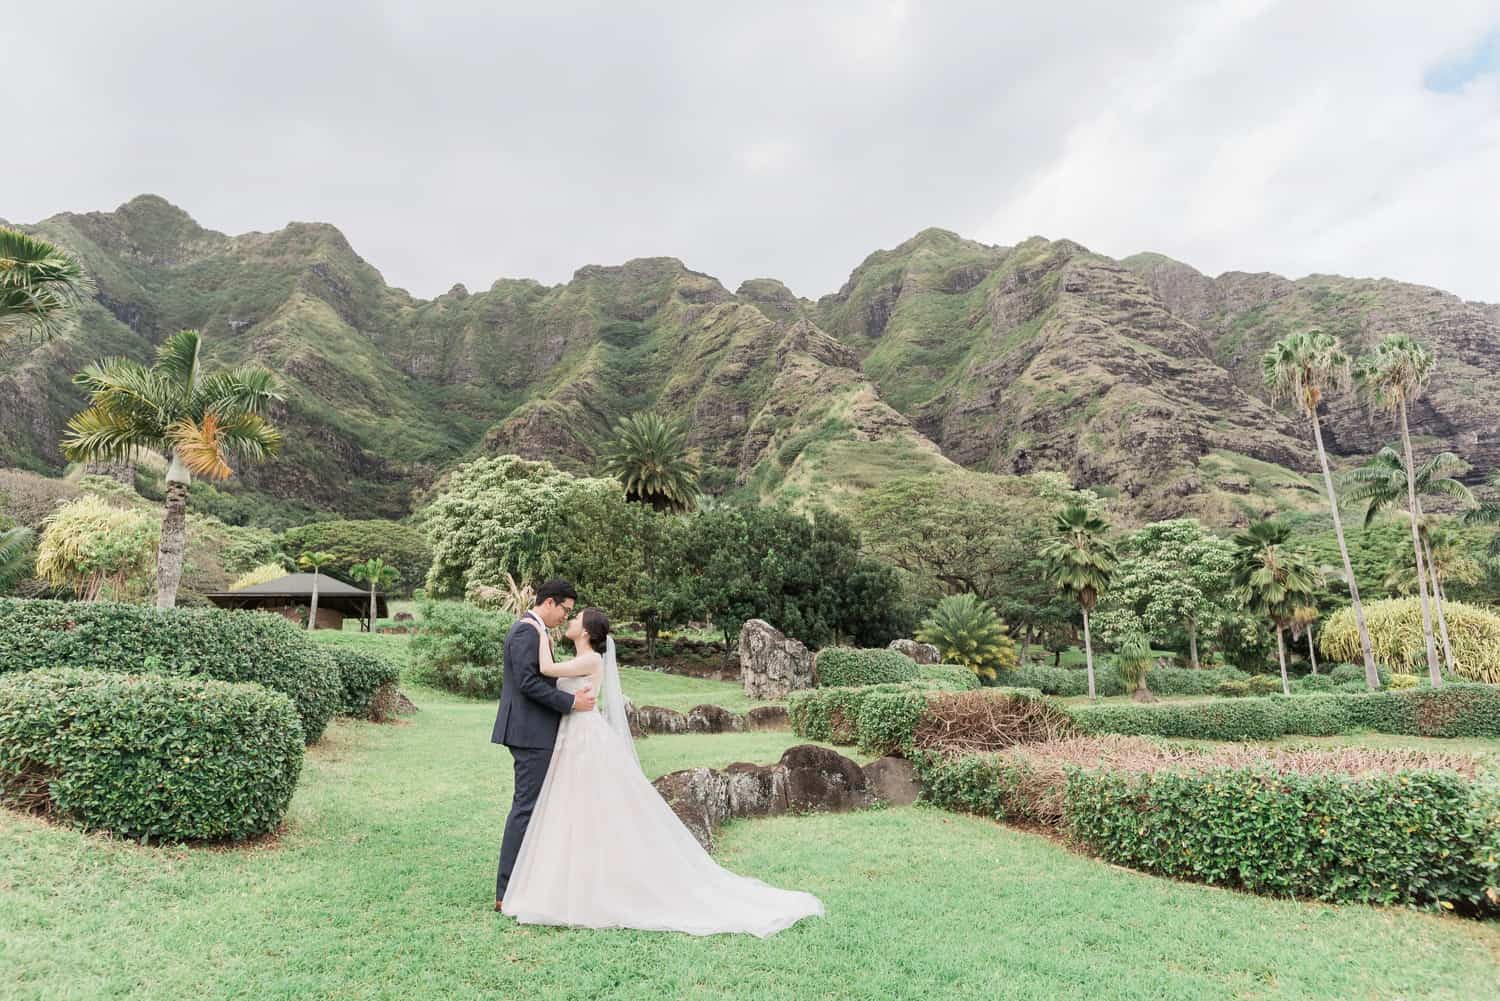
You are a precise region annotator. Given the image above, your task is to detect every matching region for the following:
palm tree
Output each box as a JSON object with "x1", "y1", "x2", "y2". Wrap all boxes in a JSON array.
[
  {"x1": 1463, "y1": 471, "x2": 1500, "y2": 583},
  {"x1": 1355, "y1": 334, "x2": 1442, "y2": 685},
  {"x1": 0, "y1": 527, "x2": 35, "y2": 593},
  {"x1": 1043, "y1": 504, "x2": 1116, "y2": 700},
  {"x1": 1262, "y1": 330, "x2": 1379, "y2": 689},
  {"x1": 298, "y1": 550, "x2": 338, "y2": 631},
  {"x1": 351, "y1": 557, "x2": 400, "y2": 632},
  {"x1": 1383, "y1": 520, "x2": 1481, "y2": 672},
  {"x1": 0, "y1": 228, "x2": 95, "y2": 343},
  {"x1": 61, "y1": 330, "x2": 283, "y2": 608},
  {"x1": 1232, "y1": 519, "x2": 1321, "y2": 696},
  {"x1": 1115, "y1": 627, "x2": 1157, "y2": 703},
  {"x1": 1290, "y1": 604, "x2": 1320, "y2": 674},
  {"x1": 600, "y1": 412, "x2": 699, "y2": 513},
  {"x1": 1346, "y1": 446, "x2": 1475, "y2": 672}
]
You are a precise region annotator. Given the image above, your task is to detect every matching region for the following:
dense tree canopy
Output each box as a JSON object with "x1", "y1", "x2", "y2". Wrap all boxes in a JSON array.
[{"x1": 280, "y1": 519, "x2": 432, "y2": 596}]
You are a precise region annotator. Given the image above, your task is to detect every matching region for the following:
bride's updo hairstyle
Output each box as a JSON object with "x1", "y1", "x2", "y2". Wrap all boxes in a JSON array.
[{"x1": 580, "y1": 608, "x2": 610, "y2": 649}]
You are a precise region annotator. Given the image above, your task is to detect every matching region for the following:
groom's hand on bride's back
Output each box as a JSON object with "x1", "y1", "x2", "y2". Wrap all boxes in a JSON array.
[{"x1": 572, "y1": 685, "x2": 597, "y2": 712}]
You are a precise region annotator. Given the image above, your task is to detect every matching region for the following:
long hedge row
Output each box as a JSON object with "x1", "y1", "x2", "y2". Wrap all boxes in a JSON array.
[{"x1": 991, "y1": 663, "x2": 1250, "y2": 698}]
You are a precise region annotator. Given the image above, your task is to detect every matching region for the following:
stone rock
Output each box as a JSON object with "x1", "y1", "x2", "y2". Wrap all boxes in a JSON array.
[
  {"x1": 779, "y1": 744, "x2": 871, "y2": 813},
  {"x1": 888, "y1": 638, "x2": 941, "y2": 664},
  {"x1": 633, "y1": 705, "x2": 688, "y2": 734},
  {"x1": 863, "y1": 756, "x2": 922, "y2": 807},
  {"x1": 739, "y1": 619, "x2": 815, "y2": 699},
  {"x1": 653, "y1": 767, "x2": 728, "y2": 848},
  {"x1": 744, "y1": 705, "x2": 790, "y2": 731},
  {"x1": 395, "y1": 690, "x2": 420, "y2": 715},
  {"x1": 687, "y1": 704, "x2": 745, "y2": 733}
]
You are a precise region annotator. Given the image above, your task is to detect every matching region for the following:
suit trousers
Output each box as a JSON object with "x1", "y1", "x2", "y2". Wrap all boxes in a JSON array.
[{"x1": 497, "y1": 744, "x2": 553, "y2": 900}]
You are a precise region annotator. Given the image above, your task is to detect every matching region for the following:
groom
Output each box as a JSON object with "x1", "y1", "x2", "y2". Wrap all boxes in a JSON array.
[{"x1": 492, "y1": 578, "x2": 596, "y2": 911}]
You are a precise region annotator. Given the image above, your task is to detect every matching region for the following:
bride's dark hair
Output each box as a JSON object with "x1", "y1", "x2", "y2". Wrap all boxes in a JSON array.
[{"x1": 580, "y1": 608, "x2": 610, "y2": 649}]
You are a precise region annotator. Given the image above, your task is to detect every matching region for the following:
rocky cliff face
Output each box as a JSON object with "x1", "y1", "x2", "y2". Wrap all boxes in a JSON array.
[{"x1": 3, "y1": 196, "x2": 1496, "y2": 524}]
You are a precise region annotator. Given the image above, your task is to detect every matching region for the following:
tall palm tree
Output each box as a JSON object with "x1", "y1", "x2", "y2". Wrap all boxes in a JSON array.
[
  {"x1": 1355, "y1": 334, "x2": 1441, "y2": 685},
  {"x1": 298, "y1": 550, "x2": 339, "y2": 631},
  {"x1": 351, "y1": 557, "x2": 400, "y2": 633},
  {"x1": 1346, "y1": 446, "x2": 1475, "y2": 672},
  {"x1": 61, "y1": 330, "x2": 283, "y2": 608},
  {"x1": 1290, "y1": 604, "x2": 1320, "y2": 674},
  {"x1": 0, "y1": 527, "x2": 35, "y2": 593},
  {"x1": 600, "y1": 412, "x2": 700, "y2": 513},
  {"x1": 1383, "y1": 520, "x2": 1481, "y2": 672},
  {"x1": 1262, "y1": 330, "x2": 1379, "y2": 689},
  {"x1": 0, "y1": 228, "x2": 95, "y2": 343},
  {"x1": 1232, "y1": 519, "x2": 1322, "y2": 696},
  {"x1": 1043, "y1": 504, "x2": 1116, "y2": 700}
]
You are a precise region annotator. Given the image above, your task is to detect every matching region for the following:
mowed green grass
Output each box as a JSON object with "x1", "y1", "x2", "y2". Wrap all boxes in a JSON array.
[{"x1": 4, "y1": 686, "x2": 1500, "y2": 1000}]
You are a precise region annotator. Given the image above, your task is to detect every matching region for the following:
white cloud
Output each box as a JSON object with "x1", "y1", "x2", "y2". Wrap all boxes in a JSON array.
[{"x1": 5, "y1": 1, "x2": 1499, "y2": 303}]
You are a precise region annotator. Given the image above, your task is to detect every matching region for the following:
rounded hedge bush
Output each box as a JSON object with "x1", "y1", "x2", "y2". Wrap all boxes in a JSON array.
[
  {"x1": 1322, "y1": 598, "x2": 1500, "y2": 683},
  {"x1": 0, "y1": 669, "x2": 304, "y2": 842},
  {"x1": 814, "y1": 647, "x2": 919, "y2": 688},
  {"x1": 0, "y1": 598, "x2": 339, "y2": 742},
  {"x1": 409, "y1": 601, "x2": 511, "y2": 698},
  {"x1": 322, "y1": 648, "x2": 402, "y2": 721},
  {"x1": 916, "y1": 663, "x2": 981, "y2": 691}
]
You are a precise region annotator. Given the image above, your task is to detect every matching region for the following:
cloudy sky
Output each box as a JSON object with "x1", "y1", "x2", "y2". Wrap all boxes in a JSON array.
[{"x1": 8, "y1": 1, "x2": 1500, "y2": 302}]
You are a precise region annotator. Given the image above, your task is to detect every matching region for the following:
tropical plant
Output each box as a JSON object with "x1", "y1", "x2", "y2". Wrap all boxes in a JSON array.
[
  {"x1": 230, "y1": 562, "x2": 290, "y2": 591},
  {"x1": 0, "y1": 527, "x2": 36, "y2": 594},
  {"x1": 34, "y1": 495, "x2": 158, "y2": 601},
  {"x1": 60, "y1": 330, "x2": 282, "y2": 608},
  {"x1": 1042, "y1": 504, "x2": 1116, "y2": 699},
  {"x1": 1289, "y1": 604, "x2": 1320, "y2": 674},
  {"x1": 469, "y1": 571, "x2": 535, "y2": 618},
  {"x1": 1354, "y1": 334, "x2": 1441, "y2": 685},
  {"x1": 0, "y1": 228, "x2": 95, "y2": 343},
  {"x1": 297, "y1": 550, "x2": 338, "y2": 631},
  {"x1": 1231, "y1": 518, "x2": 1322, "y2": 695},
  {"x1": 599, "y1": 412, "x2": 700, "y2": 513},
  {"x1": 1382, "y1": 521, "x2": 1481, "y2": 673},
  {"x1": 1113, "y1": 627, "x2": 1156, "y2": 703},
  {"x1": 350, "y1": 557, "x2": 401, "y2": 631},
  {"x1": 1262, "y1": 329, "x2": 1378, "y2": 688},
  {"x1": 1465, "y1": 471, "x2": 1500, "y2": 590},
  {"x1": 278, "y1": 519, "x2": 432, "y2": 597},
  {"x1": 1322, "y1": 596, "x2": 1500, "y2": 684},
  {"x1": 916, "y1": 593, "x2": 1018, "y2": 682}
]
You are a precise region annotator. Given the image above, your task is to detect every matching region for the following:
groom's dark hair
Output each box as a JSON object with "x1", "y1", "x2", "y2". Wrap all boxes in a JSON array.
[{"x1": 534, "y1": 579, "x2": 577, "y2": 607}]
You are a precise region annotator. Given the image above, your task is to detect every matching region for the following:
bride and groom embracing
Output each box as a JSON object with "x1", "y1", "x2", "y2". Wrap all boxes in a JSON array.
[{"x1": 492, "y1": 579, "x2": 824, "y2": 937}]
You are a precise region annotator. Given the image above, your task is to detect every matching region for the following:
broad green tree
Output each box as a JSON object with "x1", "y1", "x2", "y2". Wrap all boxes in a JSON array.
[
  {"x1": 1262, "y1": 329, "x2": 1378, "y2": 688},
  {"x1": 351, "y1": 557, "x2": 401, "y2": 632},
  {"x1": 600, "y1": 412, "x2": 700, "y2": 513},
  {"x1": 61, "y1": 330, "x2": 282, "y2": 608},
  {"x1": 1043, "y1": 504, "x2": 1116, "y2": 700},
  {"x1": 1232, "y1": 519, "x2": 1321, "y2": 695},
  {"x1": 298, "y1": 550, "x2": 339, "y2": 631},
  {"x1": 1355, "y1": 334, "x2": 1442, "y2": 685},
  {"x1": 0, "y1": 228, "x2": 95, "y2": 343}
]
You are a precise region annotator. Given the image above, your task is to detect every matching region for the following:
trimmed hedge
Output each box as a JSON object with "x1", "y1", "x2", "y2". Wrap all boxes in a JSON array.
[
  {"x1": 815, "y1": 647, "x2": 919, "y2": 688},
  {"x1": 0, "y1": 669, "x2": 304, "y2": 842},
  {"x1": 916, "y1": 663, "x2": 981, "y2": 691},
  {"x1": 0, "y1": 598, "x2": 339, "y2": 742},
  {"x1": 409, "y1": 601, "x2": 511, "y2": 698},
  {"x1": 1066, "y1": 766, "x2": 1498, "y2": 909},
  {"x1": 992, "y1": 663, "x2": 1249, "y2": 698},
  {"x1": 788, "y1": 683, "x2": 916, "y2": 747},
  {"x1": 1069, "y1": 685, "x2": 1500, "y2": 741},
  {"x1": 322, "y1": 648, "x2": 402, "y2": 721}
]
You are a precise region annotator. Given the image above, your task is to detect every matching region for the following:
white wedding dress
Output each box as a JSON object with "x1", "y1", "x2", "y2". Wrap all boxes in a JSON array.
[{"x1": 501, "y1": 640, "x2": 824, "y2": 937}]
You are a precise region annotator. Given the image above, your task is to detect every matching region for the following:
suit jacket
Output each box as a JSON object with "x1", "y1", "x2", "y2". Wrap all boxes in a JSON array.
[{"x1": 491, "y1": 611, "x2": 576, "y2": 748}]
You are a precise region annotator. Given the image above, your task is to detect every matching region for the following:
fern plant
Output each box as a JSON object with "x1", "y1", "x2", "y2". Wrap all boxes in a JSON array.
[{"x1": 917, "y1": 593, "x2": 1017, "y2": 682}]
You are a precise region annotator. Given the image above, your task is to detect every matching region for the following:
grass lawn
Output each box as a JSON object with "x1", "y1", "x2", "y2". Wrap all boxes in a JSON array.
[{"x1": 3, "y1": 684, "x2": 1499, "y2": 1000}]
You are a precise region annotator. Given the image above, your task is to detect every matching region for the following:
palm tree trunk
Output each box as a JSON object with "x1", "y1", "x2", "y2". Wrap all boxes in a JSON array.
[
  {"x1": 1082, "y1": 608, "x2": 1097, "y2": 700},
  {"x1": 1307, "y1": 629, "x2": 1318, "y2": 674},
  {"x1": 1310, "y1": 413, "x2": 1379, "y2": 689},
  {"x1": 154, "y1": 459, "x2": 190, "y2": 610},
  {"x1": 369, "y1": 583, "x2": 377, "y2": 634},
  {"x1": 308, "y1": 573, "x2": 321, "y2": 631},
  {"x1": 1398, "y1": 403, "x2": 1441, "y2": 685},
  {"x1": 1019, "y1": 625, "x2": 1032, "y2": 668},
  {"x1": 1423, "y1": 534, "x2": 1455, "y2": 674},
  {"x1": 1276, "y1": 624, "x2": 1290, "y2": 695},
  {"x1": 1187, "y1": 617, "x2": 1200, "y2": 670}
]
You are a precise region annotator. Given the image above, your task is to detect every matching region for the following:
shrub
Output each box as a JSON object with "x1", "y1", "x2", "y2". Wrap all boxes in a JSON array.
[
  {"x1": 1323, "y1": 598, "x2": 1500, "y2": 683},
  {"x1": 916, "y1": 663, "x2": 981, "y2": 691},
  {"x1": 0, "y1": 669, "x2": 303, "y2": 842},
  {"x1": 34, "y1": 496, "x2": 157, "y2": 601},
  {"x1": 1389, "y1": 673, "x2": 1420, "y2": 690},
  {"x1": 323, "y1": 648, "x2": 402, "y2": 721},
  {"x1": 1328, "y1": 662, "x2": 1392, "y2": 687},
  {"x1": 1216, "y1": 680, "x2": 1251, "y2": 697},
  {"x1": 409, "y1": 601, "x2": 513, "y2": 698},
  {"x1": 992, "y1": 663, "x2": 1248, "y2": 698},
  {"x1": 916, "y1": 594, "x2": 1017, "y2": 681},
  {"x1": 0, "y1": 598, "x2": 339, "y2": 742},
  {"x1": 814, "y1": 647, "x2": 918, "y2": 688},
  {"x1": 853, "y1": 688, "x2": 928, "y2": 756},
  {"x1": 1294, "y1": 674, "x2": 1337, "y2": 693},
  {"x1": 1070, "y1": 698, "x2": 1285, "y2": 741},
  {"x1": 788, "y1": 683, "x2": 911, "y2": 744},
  {"x1": 1247, "y1": 674, "x2": 1283, "y2": 696},
  {"x1": 1065, "y1": 766, "x2": 1497, "y2": 909}
]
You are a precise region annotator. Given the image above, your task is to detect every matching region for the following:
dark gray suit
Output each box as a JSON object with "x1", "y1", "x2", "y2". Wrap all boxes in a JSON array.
[{"x1": 493, "y1": 611, "x2": 575, "y2": 901}]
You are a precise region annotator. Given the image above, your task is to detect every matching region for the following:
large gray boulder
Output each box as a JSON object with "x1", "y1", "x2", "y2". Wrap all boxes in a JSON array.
[
  {"x1": 888, "y1": 638, "x2": 941, "y2": 664},
  {"x1": 739, "y1": 619, "x2": 815, "y2": 698},
  {"x1": 744, "y1": 705, "x2": 790, "y2": 731},
  {"x1": 862, "y1": 756, "x2": 922, "y2": 807},
  {"x1": 687, "y1": 703, "x2": 746, "y2": 733},
  {"x1": 632, "y1": 705, "x2": 688, "y2": 734}
]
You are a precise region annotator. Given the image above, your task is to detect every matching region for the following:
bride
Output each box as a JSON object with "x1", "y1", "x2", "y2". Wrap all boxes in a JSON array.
[{"x1": 500, "y1": 607, "x2": 824, "y2": 937}]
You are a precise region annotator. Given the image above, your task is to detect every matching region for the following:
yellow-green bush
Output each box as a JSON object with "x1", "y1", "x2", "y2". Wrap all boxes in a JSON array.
[{"x1": 1321, "y1": 598, "x2": 1500, "y2": 683}]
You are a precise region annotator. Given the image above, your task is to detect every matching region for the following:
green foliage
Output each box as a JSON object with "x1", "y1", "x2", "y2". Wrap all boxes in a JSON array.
[
  {"x1": 1327, "y1": 662, "x2": 1392, "y2": 687},
  {"x1": 1322, "y1": 598, "x2": 1500, "y2": 683},
  {"x1": 915, "y1": 663, "x2": 981, "y2": 691},
  {"x1": 416, "y1": 455, "x2": 617, "y2": 598},
  {"x1": 0, "y1": 526, "x2": 34, "y2": 593},
  {"x1": 1344, "y1": 446, "x2": 1473, "y2": 530},
  {"x1": 34, "y1": 495, "x2": 158, "y2": 601},
  {"x1": 231, "y1": 562, "x2": 290, "y2": 590},
  {"x1": 280, "y1": 520, "x2": 430, "y2": 597},
  {"x1": 908, "y1": 749, "x2": 1024, "y2": 822},
  {"x1": 599, "y1": 411, "x2": 700, "y2": 512},
  {"x1": 916, "y1": 594, "x2": 1017, "y2": 681},
  {"x1": 1065, "y1": 766, "x2": 1495, "y2": 909},
  {"x1": 322, "y1": 648, "x2": 402, "y2": 721},
  {"x1": 1247, "y1": 674, "x2": 1283, "y2": 696},
  {"x1": 409, "y1": 601, "x2": 513, "y2": 698},
  {"x1": 853, "y1": 688, "x2": 929, "y2": 757},
  {"x1": 0, "y1": 227, "x2": 95, "y2": 343},
  {"x1": 814, "y1": 647, "x2": 919, "y2": 688},
  {"x1": 1043, "y1": 504, "x2": 1116, "y2": 614},
  {"x1": 1069, "y1": 685, "x2": 1500, "y2": 740},
  {"x1": 1215, "y1": 680, "x2": 1251, "y2": 698},
  {"x1": 788, "y1": 683, "x2": 920, "y2": 745},
  {"x1": 991, "y1": 663, "x2": 1248, "y2": 698},
  {"x1": 0, "y1": 598, "x2": 340, "y2": 742},
  {"x1": 1114, "y1": 629, "x2": 1154, "y2": 695},
  {"x1": 0, "y1": 669, "x2": 302, "y2": 841}
]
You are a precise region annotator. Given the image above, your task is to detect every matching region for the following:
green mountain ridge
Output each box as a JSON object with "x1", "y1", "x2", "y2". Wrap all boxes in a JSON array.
[{"x1": 2, "y1": 196, "x2": 1495, "y2": 525}]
